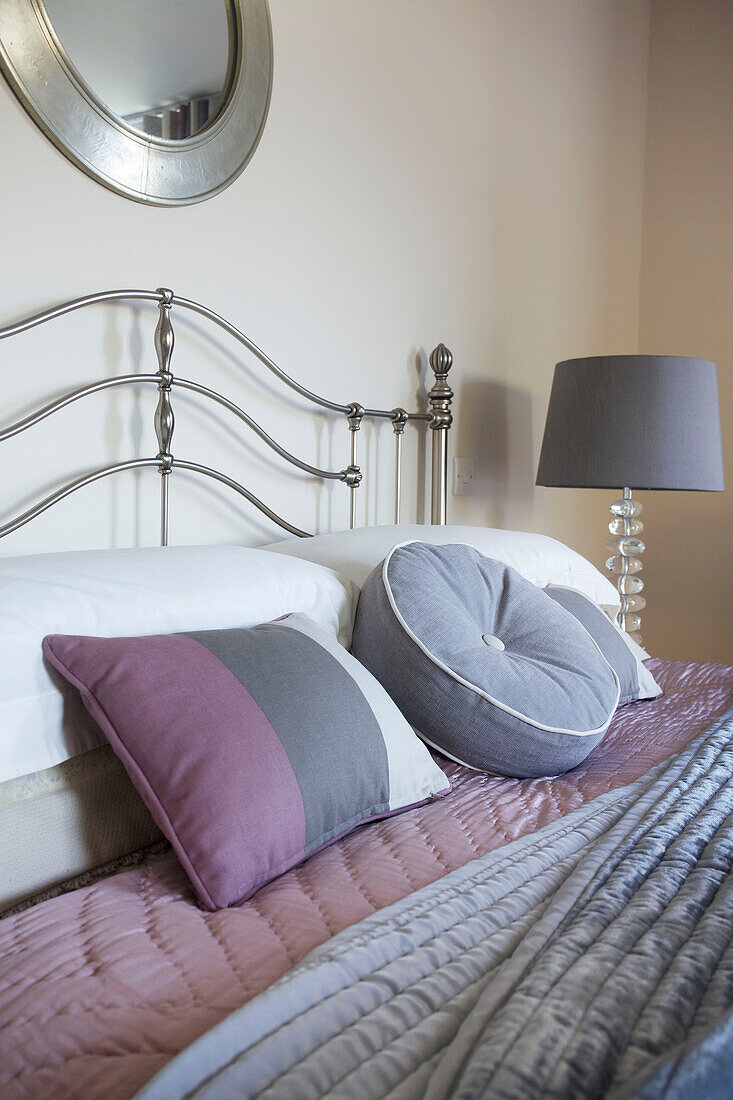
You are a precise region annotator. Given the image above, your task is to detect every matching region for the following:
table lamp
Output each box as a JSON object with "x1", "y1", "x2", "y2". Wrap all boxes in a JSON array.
[{"x1": 536, "y1": 355, "x2": 725, "y2": 644}]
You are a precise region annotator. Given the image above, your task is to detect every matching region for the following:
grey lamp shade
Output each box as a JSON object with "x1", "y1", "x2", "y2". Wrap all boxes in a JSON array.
[{"x1": 536, "y1": 355, "x2": 725, "y2": 491}]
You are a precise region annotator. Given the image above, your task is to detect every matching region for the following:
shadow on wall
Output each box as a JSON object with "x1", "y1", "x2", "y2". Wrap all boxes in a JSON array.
[
  {"x1": 455, "y1": 379, "x2": 535, "y2": 529},
  {"x1": 103, "y1": 308, "x2": 147, "y2": 547}
]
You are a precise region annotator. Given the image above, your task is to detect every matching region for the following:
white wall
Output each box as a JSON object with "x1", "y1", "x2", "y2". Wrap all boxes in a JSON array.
[
  {"x1": 638, "y1": 0, "x2": 732, "y2": 662},
  {"x1": 0, "y1": 0, "x2": 652, "y2": 566}
]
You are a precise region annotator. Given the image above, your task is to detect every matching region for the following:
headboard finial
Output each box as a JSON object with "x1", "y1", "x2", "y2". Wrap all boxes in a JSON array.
[
  {"x1": 428, "y1": 344, "x2": 454, "y2": 525},
  {"x1": 429, "y1": 342, "x2": 453, "y2": 379}
]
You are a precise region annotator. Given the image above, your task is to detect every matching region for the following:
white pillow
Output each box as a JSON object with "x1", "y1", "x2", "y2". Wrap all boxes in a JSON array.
[
  {"x1": 0, "y1": 545, "x2": 356, "y2": 784},
  {"x1": 263, "y1": 525, "x2": 620, "y2": 612}
]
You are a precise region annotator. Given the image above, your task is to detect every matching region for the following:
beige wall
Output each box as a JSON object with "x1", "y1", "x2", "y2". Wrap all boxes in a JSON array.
[
  {"x1": 14, "y1": 3, "x2": 729, "y2": 655},
  {"x1": 638, "y1": 0, "x2": 732, "y2": 662},
  {"x1": 0, "y1": 0, "x2": 651, "y2": 555}
]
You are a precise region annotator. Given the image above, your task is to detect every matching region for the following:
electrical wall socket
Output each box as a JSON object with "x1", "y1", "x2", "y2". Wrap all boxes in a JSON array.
[{"x1": 453, "y1": 457, "x2": 474, "y2": 495}]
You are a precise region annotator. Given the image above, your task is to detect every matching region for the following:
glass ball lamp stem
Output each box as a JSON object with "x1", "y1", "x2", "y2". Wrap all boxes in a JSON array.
[{"x1": 605, "y1": 487, "x2": 646, "y2": 645}]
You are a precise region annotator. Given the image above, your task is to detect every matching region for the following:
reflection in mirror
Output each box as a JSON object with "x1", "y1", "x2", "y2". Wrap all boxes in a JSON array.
[{"x1": 43, "y1": 0, "x2": 233, "y2": 139}]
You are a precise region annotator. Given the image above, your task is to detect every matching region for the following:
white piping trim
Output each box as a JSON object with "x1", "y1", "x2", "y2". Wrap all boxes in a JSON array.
[
  {"x1": 415, "y1": 728, "x2": 483, "y2": 772},
  {"x1": 416, "y1": 728, "x2": 567, "y2": 778},
  {"x1": 382, "y1": 541, "x2": 620, "y2": 738}
]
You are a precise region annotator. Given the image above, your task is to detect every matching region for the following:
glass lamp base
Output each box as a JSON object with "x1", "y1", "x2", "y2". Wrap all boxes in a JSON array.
[{"x1": 605, "y1": 488, "x2": 645, "y2": 645}]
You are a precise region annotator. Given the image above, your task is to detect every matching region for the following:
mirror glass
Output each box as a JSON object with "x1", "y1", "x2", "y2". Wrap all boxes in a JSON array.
[{"x1": 43, "y1": 0, "x2": 234, "y2": 139}]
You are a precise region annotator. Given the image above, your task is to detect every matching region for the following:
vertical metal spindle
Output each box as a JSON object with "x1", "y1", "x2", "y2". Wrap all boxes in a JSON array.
[
  {"x1": 154, "y1": 288, "x2": 175, "y2": 546},
  {"x1": 391, "y1": 408, "x2": 408, "y2": 524},
  {"x1": 428, "y1": 344, "x2": 453, "y2": 525},
  {"x1": 346, "y1": 402, "x2": 364, "y2": 529}
]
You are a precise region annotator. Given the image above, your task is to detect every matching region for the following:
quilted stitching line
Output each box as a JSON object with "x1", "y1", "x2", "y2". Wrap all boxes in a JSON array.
[
  {"x1": 440, "y1": 795, "x2": 483, "y2": 856},
  {"x1": 137, "y1": 873, "x2": 207, "y2": 1009},
  {"x1": 336, "y1": 838, "x2": 382, "y2": 913},
  {"x1": 377, "y1": 824, "x2": 424, "y2": 892},
  {"x1": 291, "y1": 866, "x2": 340, "y2": 938},
  {"x1": 1, "y1": 887, "x2": 108, "y2": 1011},
  {"x1": 1, "y1": 988, "x2": 243, "y2": 1041},
  {"x1": 479, "y1": 790, "x2": 523, "y2": 851},
  {"x1": 200, "y1": 915, "x2": 253, "y2": 992},
  {"x1": 245, "y1": 896, "x2": 300, "y2": 967},
  {"x1": 409, "y1": 810, "x2": 452, "y2": 874},
  {"x1": 76, "y1": 888, "x2": 103, "y2": 979},
  {"x1": 3, "y1": 1046, "x2": 184, "y2": 1086}
]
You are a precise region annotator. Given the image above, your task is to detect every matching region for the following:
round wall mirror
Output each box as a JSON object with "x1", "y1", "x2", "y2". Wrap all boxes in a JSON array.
[{"x1": 0, "y1": 0, "x2": 272, "y2": 206}]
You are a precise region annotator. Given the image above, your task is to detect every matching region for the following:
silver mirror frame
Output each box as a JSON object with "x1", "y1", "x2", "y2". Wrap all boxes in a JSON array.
[{"x1": 0, "y1": 0, "x2": 272, "y2": 206}]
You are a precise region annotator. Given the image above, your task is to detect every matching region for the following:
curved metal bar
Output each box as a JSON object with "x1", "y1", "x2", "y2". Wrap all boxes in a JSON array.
[
  {"x1": 0, "y1": 290, "x2": 163, "y2": 340},
  {"x1": 172, "y1": 459, "x2": 311, "y2": 538},
  {"x1": 0, "y1": 375, "x2": 159, "y2": 442},
  {"x1": 173, "y1": 377, "x2": 345, "y2": 481},
  {"x1": 171, "y1": 295, "x2": 348, "y2": 414},
  {"x1": 0, "y1": 458, "x2": 161, "y2": 539},
  {"x1": 0, "y1": 455, "x2": 312, "y2": 540},
  {"x1": 0, "y1": 287, "x2": 431, "y2": 423},
  {"x1": 171, "y1": 295, "x2": 430, "y2": 422}
]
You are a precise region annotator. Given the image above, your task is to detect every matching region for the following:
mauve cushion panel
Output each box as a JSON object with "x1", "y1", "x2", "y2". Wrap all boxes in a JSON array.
[{"x1": 42, "y1": 633, "x2": 306, "y2": 910}]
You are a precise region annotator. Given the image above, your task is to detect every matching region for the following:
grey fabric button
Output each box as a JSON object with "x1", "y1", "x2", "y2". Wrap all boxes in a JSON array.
[{"x1": 482, "y1": 634, "x2": 505, "y2": 651}]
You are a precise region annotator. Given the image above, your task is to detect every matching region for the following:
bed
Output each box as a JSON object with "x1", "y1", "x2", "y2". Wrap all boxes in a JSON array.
[{"x1": 0, "y1": 290, "x2": 731, "y2": 1100}]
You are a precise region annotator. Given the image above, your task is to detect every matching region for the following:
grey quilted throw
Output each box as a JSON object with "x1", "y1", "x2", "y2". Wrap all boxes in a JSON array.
[{"x1": 138, "y1": 707, "x2": 733, "y2": 1100}]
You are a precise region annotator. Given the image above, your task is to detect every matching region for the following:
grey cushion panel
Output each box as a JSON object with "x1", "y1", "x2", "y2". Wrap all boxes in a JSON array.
[
  {"x1": 351, "y1": 543, "x2": 619, "y2": 778},
  {"x1": 544, "y1": 584, "x2": 662, "y2": 705}
]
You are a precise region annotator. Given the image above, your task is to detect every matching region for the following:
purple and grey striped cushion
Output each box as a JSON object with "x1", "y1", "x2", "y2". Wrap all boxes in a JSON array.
[{"x1": 43, "y1": 615, "x2": 449, "y2": 910}]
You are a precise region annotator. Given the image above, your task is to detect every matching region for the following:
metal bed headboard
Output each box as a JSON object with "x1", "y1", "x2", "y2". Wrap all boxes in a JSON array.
[{"x1": 0, "y1": 288, "x2": 454, "y2": 544}]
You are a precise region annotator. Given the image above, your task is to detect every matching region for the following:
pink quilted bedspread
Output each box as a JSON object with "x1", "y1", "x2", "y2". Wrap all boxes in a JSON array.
[{"x1": 2, "y1": 659, "x2": 732, "y2": 1100}]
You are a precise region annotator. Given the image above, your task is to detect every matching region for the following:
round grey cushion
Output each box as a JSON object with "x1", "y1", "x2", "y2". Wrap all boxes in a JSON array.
[{"x1": 351, "y1": 542, "x2": 620, "y2": 777}]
